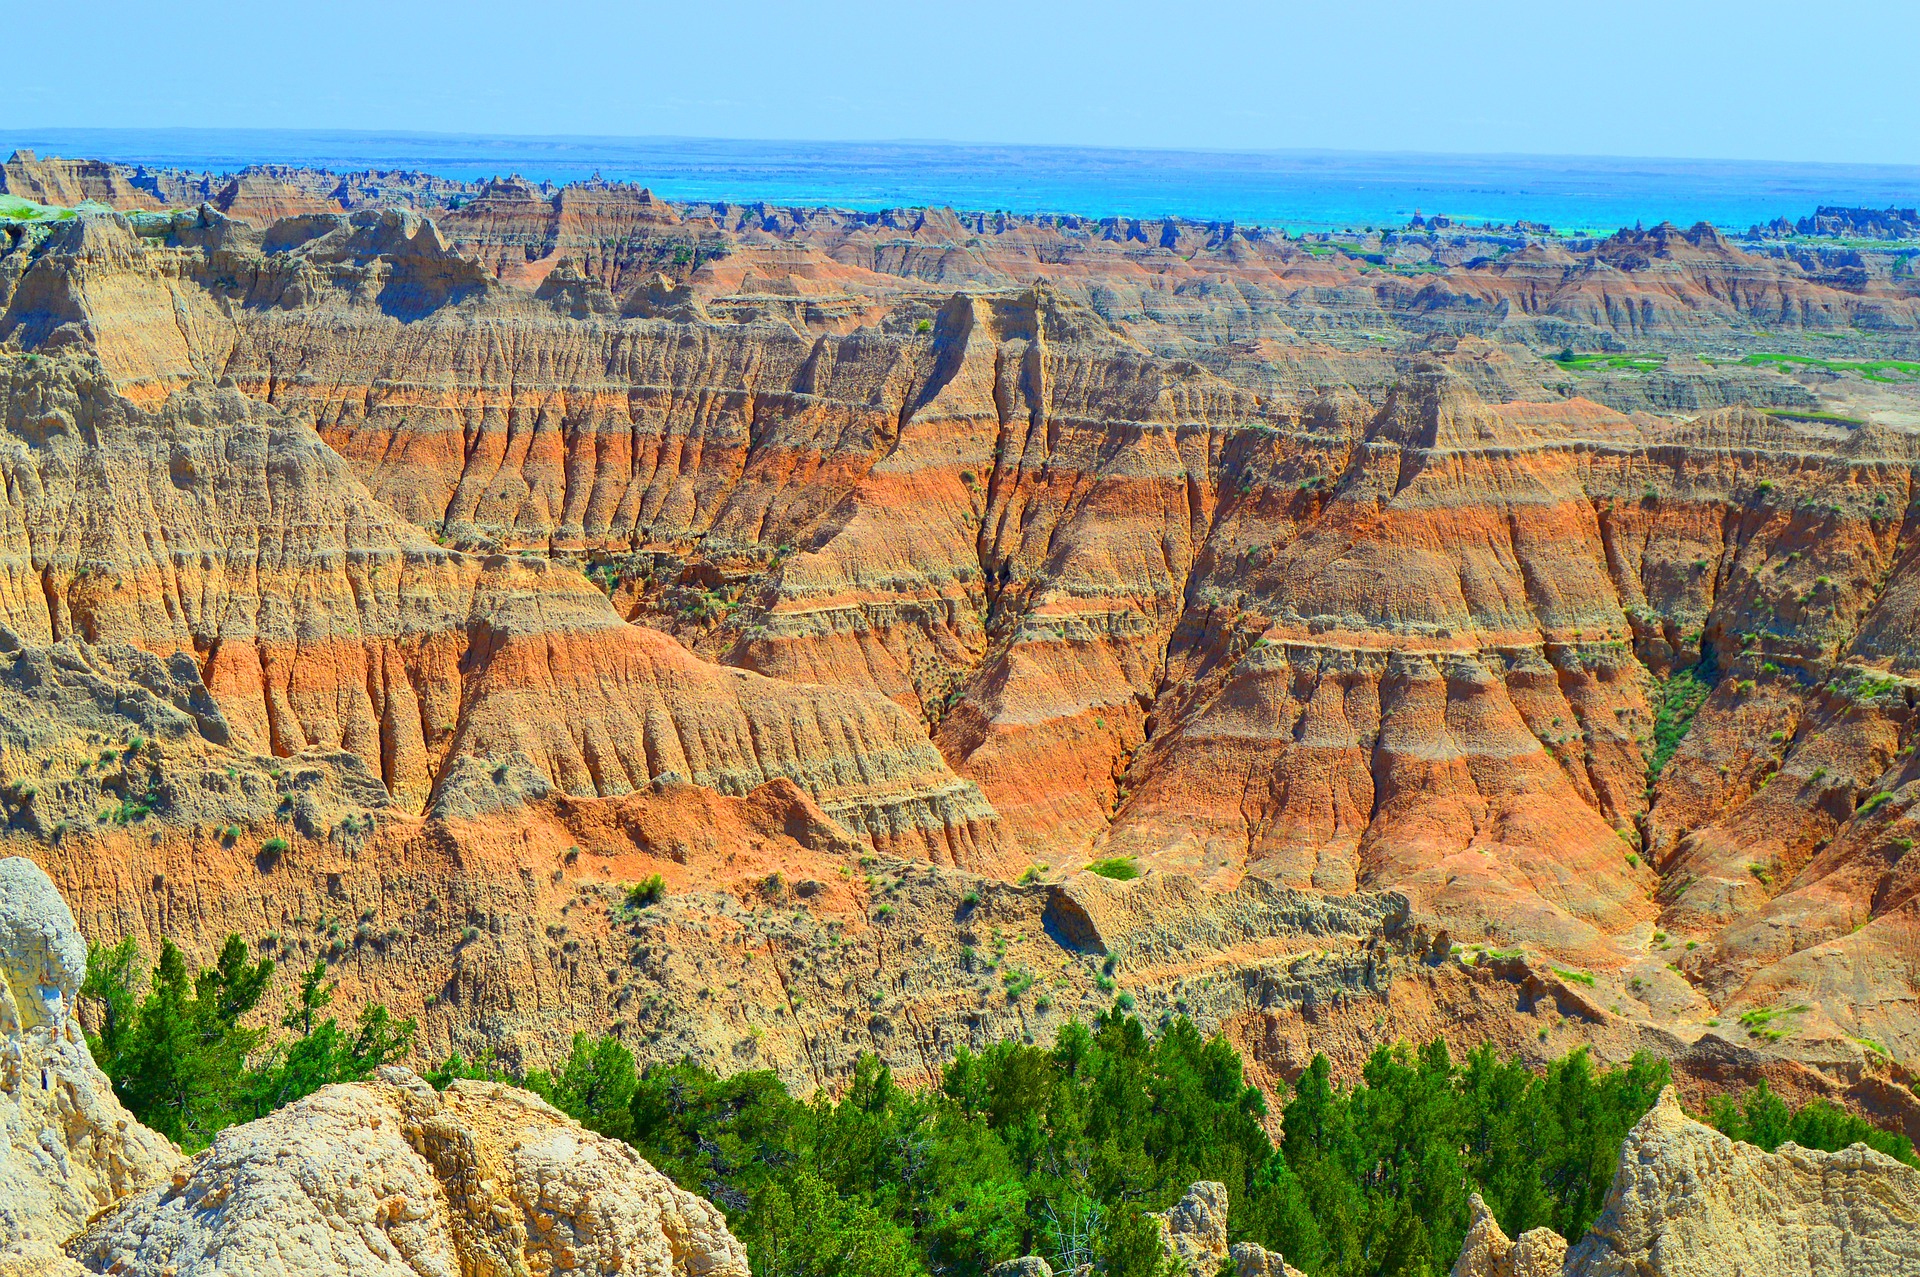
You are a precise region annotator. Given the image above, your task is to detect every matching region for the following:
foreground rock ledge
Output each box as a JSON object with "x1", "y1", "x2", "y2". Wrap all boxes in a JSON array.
[
  {"x1": 1566, "y1": 1085, "x2": 1920, "y2": 1277},
  {"x1": 68, "y1": 1065, "x2": 750, "y2": 1277},
  {"x1": 1452, "y1": 1085, "x2": 1920, "y2": 1277}
]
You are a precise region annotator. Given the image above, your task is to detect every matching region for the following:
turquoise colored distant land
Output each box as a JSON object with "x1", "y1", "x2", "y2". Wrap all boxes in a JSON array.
[{"x1": 4, "y1": 127, "x2": 1917, "y2": 234}]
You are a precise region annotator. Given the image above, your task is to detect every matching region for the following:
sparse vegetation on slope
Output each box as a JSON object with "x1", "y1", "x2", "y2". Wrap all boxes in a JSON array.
[{"x1": 1648, "y1": 663, "x2": 1712, "y2": 781}]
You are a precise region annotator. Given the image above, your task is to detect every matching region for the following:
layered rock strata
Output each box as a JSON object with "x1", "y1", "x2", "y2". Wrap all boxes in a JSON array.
[
  {"x1": 1, "y1": 181, "x2": 1919, "y2": 1125},
  {"x1": 0, "y1": 348, "x2": 1004, "y2": 864}
]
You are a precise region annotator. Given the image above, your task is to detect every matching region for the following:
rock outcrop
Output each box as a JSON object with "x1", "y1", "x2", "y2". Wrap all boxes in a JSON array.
[
  {"x1": 1154, "y1": 1180, "x2": 1231, "y2": 1270},
  {"x1": 1565, "y1": 1085, "x2": 1920, "y2": 1276},
  {"x1": 1155, "y1": 1182, "x2": 1307, "y2": 1277},
  {"x1": 1450, "y1": 1193, "x2": 1567, "y2": 1277},
  {"x1": 69, "y1": 1066, "x2": 750, "y2": 1277},
  {"x1": 0, "y1": 857, "x2": 181, "y2": 1246}
]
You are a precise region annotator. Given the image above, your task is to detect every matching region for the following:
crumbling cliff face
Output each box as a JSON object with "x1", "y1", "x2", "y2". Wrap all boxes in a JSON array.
[
  {"x1": 2, "y1": 185, "x2": 1920, "y2": 1125},
  {"x1": 0, "y1": 857, "x2": 180, "y2": 1248}
]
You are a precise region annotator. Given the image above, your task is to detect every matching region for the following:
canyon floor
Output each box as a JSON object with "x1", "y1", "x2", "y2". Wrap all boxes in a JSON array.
[{"x1": 3, "y1": 150, "x2": 1920, "y2": 1140}]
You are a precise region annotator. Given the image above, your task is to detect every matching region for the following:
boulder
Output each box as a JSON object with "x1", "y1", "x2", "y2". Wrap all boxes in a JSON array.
[
  {"x1": 0, "y1": 857, "x2": 182, "y2": 1245},
  {"x1": 69, "y1": 1065, "x2": 751, "y2": 1277}
]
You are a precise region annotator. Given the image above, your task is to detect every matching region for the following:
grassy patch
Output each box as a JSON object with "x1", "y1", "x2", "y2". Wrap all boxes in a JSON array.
[
  {"x1": 1552, "y1": 966, "x2": 1597, "y2": 987},
  {"x1": 1762, "y1": 408, "x2": 1868, "y2": 426},
  {"x1": 1085, "y1": 856, "x2": 1140, "y2": 881},
  {"x1": 1649, "y1": 663, "x2": 1712, "y2": 781},
  {"x1": 0, "y1": 194, "x2": 76, "y2": 223},
  {"x1": 1737, "y1": 1004, "x2": 1810, "y2": 1043}
]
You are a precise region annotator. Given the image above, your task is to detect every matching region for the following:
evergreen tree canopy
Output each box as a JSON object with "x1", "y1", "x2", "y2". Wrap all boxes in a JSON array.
[{"x1": 81, "y1": 936, "x2": 415, "y2": 1151}]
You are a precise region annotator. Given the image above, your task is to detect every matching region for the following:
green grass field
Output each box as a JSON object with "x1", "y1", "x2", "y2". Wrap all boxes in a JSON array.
[{"x1": 1738, "y1": 351, "x2": 1920, "y2": 385}]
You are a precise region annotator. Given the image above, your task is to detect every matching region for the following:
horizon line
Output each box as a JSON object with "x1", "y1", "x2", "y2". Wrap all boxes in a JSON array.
[{"x1": 6, "y1": 125, "x2": 1920, "y2": 176}]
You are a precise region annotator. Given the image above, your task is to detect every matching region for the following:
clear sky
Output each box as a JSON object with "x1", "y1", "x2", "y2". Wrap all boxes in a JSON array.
[{"x1": 12, "y1": 0, "x2": 1918, "y2": 164}]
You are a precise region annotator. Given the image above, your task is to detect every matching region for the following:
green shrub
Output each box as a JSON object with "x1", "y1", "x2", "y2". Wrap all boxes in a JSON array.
[
  {"x1": 1085, "y1": 856, "x2": 1140, "y2": 882},
  {"x1": 80, "y1": 936, "x2": 412, "y2": 1150},
  {"x1": 626, "y1": 874, "x2": 666, "y2": 909},
  {"x1": 1648, "y1": 664, "x2": 1712, "y2": 780}
]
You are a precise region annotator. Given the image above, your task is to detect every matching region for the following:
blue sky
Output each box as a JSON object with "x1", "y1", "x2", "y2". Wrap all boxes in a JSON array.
[{"x1": 13, "y1": 0, "x2": 1918, "y2": 164}]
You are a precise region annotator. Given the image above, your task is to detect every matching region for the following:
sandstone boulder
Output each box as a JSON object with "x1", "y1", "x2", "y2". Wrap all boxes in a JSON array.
[
  {"x1": 69, "y1": 1065, "x2": 750, "y2": 1277},
  {"x1": 0, "y1": 856, "x2": 182, "y2": 1245},
  {"x1": 1565, "y1": 1085, "x2": 1920, "y2": 1276}
]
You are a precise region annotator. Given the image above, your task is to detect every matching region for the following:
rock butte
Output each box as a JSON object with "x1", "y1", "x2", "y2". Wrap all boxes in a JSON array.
[{"x1": 0, "y1": 162, "x2": 1918, "y2": 1141}]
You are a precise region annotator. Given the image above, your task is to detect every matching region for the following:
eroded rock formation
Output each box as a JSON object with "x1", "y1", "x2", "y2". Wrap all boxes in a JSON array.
[
  {"x1": 1451, "y1": 1086, "x2": 1920, "y2": 1276},
  {"x1": 1566, "y1": 1085, "x2": 1920, "y2": 1276},
  {"x1": 1152, "y1": 1181, "x2": 1308, "y2": 1277},
  {"x1": 1450, "y1": 1194, "x2": 1567, "y2": 1277}
]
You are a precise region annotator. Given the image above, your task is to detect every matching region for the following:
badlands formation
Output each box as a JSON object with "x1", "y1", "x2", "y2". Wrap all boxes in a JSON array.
[{"x1": 1, "y1": 150, "x2": 1919, "y2": 1155}]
